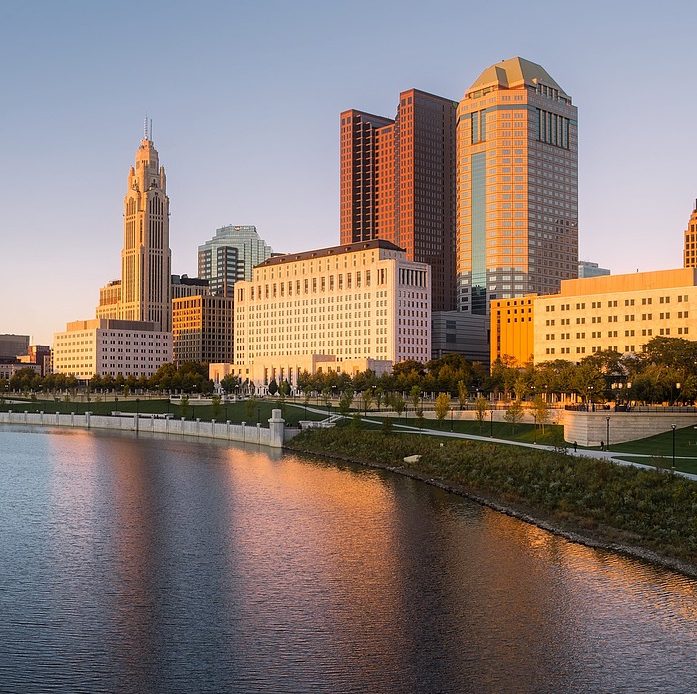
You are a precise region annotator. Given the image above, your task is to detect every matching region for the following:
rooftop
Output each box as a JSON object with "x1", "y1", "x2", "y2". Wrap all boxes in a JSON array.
[
  {"x1": 467, "y1": 57, "x2": 568, "y2": 98},
  {"x1": 256, "y1": 239, "x2": 406, "y2": 268}
]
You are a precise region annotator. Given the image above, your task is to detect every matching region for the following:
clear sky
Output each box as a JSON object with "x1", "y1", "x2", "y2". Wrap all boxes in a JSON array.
[{"x1": 2, "y1": 0, "x2": 696, "y2": 344}]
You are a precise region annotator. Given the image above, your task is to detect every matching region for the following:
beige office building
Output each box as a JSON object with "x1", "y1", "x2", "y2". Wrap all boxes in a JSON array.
[
  {"x1": 534, "y1": 269, "x2": 697, "y2": 363},
  {"x1": 456, "y1": 57, "x2": 578, "y2": 314},
  {"x1": 172, "y1": 295, "x2": 234, "y2": 365},
  {"x1": 53, "y1": 319, "x2": 171, "y2": 380},
  {"x1": 223, "y1": 239, "x2": 431, "y2": 388}
]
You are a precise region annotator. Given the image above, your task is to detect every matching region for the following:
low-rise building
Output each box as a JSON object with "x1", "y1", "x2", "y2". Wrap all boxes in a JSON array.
[
  {"x1": 490, "y1": 295, "x2": 535, "y2": 366},
  {"x1": 0, "y1": 334, "x2": 30, "y2": 360},
  {"x1": 535, "y1": 268, "x2": 697, "y2": 363},
  {"x1": 172, "y1": 294, "x2": 233, "y2": 365},
  {"x1": 171, "y1": 274, "x2": 210, "y2": 300},
  {"x1": 578, "y1": 261, "x2": 610, "y2": 278},
  {"x1": 218, "y1": 239, "x2": 431, "y2": 389},
  {"x1": 431, "y1": 311, "x2": 489, "y2": 364},
  {"x1": 53, "y1": 319, "x2": 171, "y2": 380}
]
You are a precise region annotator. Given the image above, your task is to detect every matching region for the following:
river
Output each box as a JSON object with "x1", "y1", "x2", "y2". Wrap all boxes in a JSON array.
[{"x1": 0, "y1": 427, "x2": 696, "y2": 693}]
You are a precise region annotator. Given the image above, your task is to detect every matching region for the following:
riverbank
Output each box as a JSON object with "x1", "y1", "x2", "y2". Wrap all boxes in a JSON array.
[{"x1": 286, "y1": 428, "x2": 697, "y2": 578}]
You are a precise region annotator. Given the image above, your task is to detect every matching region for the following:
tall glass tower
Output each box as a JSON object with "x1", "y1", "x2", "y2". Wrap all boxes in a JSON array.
[
  {"x1": 456, "y1": 57, "x2": 578, "y2": 314},
  {"x1": 198, "y1": 225, "x2": 273, "y2": 297}
]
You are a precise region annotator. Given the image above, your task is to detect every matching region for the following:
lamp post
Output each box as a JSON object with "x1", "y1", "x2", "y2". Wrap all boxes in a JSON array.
[
  {"x1": 450, "y1": 407, "x2": 454, "y2": 432},
  {"x1": 672, "y1": 424, "x2": 676, "y2": 473},
  {"x1": 533, "y1": 413, "x2": 537, "y2": 445},
  {"x1": 490, "y1": 409, "x2": 494, "y2": 437},
  {"x1": 606, "y1": 416, "x2": 610, "y2": 451},
  {"x1": 257, "y1": 406, "x2": 261, "y2": 424}
]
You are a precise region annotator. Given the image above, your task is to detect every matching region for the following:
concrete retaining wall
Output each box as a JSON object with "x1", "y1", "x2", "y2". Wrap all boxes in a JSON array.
[
  {"x1": 0, "y1": 408, "x2": 294, "y2": 449},
  {"x1": 562, "y1": 410, "x2": 697, "y2": 447}
]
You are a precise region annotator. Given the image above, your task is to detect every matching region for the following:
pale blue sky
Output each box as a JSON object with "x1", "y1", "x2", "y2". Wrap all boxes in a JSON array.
[{"x1": 2, "y1": 0, "x2": 696, "y2": 343}]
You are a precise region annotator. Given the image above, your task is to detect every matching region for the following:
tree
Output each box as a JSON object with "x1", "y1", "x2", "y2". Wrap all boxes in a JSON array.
[
  {"x1": 267, "y1": 378, "x2": 278, "y2": 396},
  {"x1": 220, "y1": 374, "x2": 240, "y2": 394},
  {"x1": 532, "y1": 395, "x2": 550, "y2": 434},
  {"x1": 504, "y1": 400, "x2": 524, "y2": 434},
  {"x1": 179, "y1": 394, "x2": 189, "y2": 419},
  {"x1": 374, "y1": 387, "x2": 384, "y2": 411},
  {"x1": 391, "y1": 393, "x2": 406, "y2": 417},
  {"x1": 338, "y1": 389, "x2": 354, "y2": 416},
  {"x1": 457, "y1": 380, "x2": 468, "y2": 410},
  {"x1": 280, "y1": 379, "x2": 292, "y2": 397},
  {"x1": 474, "y1": 396, "x2": 489, "y2": 433},
  {"x1": 211, "y1": 394, "x2": 221, "y2": 420},
  {"x1": 360, "y1": 389, "x2": 374, "y2": 415},
  {"x1": 409, "y1": 385, "x2": 421, "y2": 412},
  {"x1": 434, "y1": 393, "x2": 451, "y2": 428}
]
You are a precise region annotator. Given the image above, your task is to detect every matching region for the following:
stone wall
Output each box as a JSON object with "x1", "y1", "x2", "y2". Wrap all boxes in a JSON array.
[
  {"x1": 562, "y1": 410, "x2": 697, "y2": 447},
  {"x1": 0, "y1": 408, "x2": 294, "y2": 449}
]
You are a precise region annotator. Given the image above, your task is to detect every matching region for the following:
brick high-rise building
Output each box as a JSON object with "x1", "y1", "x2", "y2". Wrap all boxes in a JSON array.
[
  {"x1": 340, "y1": 89, "x2": 457, "y2": 311},
  {"x1": 683, "y1": 200, "x2": 697, "y2": 268},
  {"x1": 456, "y1": 57, "x2": 578, "y2": 314}
]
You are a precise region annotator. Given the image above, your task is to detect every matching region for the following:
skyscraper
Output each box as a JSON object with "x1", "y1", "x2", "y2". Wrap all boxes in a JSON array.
[
  {"x1": 119, "y1": 127, "x2": 172, "y2": 331},
  {"x1": 340, "y1": 89, "x2": 457, "y2": 311},
  {"x1": 198, "y1": 225, "x2": 273, "y2": 297},
  {"x1": 683, "y1": 200, "x2": 697, "y2": 268},
  {"x1": 456, "y1": 57, "x2": 578, "y2": 314}
]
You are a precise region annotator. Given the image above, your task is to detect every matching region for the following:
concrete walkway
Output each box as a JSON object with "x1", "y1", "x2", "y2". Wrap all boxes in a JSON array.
[{"x1": 290, "y1": 404, "x2": 697, "y2": 483}]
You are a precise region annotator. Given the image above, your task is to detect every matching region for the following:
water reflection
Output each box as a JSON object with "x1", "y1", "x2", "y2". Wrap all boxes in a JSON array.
[{"x1": 1, "y1": 427, "x2": 697, "y2": 693}]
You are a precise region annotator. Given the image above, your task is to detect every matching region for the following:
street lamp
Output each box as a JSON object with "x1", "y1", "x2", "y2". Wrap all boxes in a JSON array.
[
  {"x1": 672, "y1": 424, "x2": 676, "y2": 473},
  {"x1": 490, "y1": 409, "x2": 494, "y2": 437},
  {"x1": 606, "y1": 416, "x2": 610, "y2": 451}
]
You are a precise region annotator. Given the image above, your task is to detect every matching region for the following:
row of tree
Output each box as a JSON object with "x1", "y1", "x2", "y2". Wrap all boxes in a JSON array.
[{"x1": 3, "y1": 337, "x2": 696, "y2": 405}]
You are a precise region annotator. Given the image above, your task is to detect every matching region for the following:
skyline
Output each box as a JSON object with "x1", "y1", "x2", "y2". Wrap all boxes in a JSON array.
[{"x1": 3, "y1": 1, "x2": 697, "y2": 343}]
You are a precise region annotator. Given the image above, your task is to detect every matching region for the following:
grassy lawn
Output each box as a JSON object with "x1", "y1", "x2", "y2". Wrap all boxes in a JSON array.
[
  {"x1": 363, "y1": 413, "x2": 564, "y2": 446},
  {"x1": 612, "y1": 455, "x2": 697, "y2": 475},
  {"x1": 609, "y1": 425, "x2": 697, "y2": 458},
  {"x1": 0, "y1": 398, "x2": 325, "y2": 427}
]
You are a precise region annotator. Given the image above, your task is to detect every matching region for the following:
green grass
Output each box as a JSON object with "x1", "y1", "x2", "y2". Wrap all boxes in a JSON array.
[
  {"x1": 0, "y1": 398, "x2": 325, "y2": 427},
  {"x1": 609, "y1": 425, "x2": 697, "y2": 458},
  {"x1": 612, "y1": 455, "x2": 697, "y2": 475},
  {"x1": 288, "y1": 428, "x2": 697, "y2": 566},
  {"x1": 364, "y1": 413, "x2": 564, "y2": 446}
]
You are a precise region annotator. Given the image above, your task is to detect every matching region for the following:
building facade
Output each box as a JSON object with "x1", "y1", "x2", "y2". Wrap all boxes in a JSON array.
[
  {"x1": 119, "y1": 132, "x2": 171, "y2": 331},
  {"x1": 489, "y1": 295, "x2": 536, "y2": 366},
  {"x1": 534, "y1": 269, "x2": 697, "y2": 364},
  {"x1": 198, "y1": 225, "x2": 273, "y2": 297},
  {"x1": 340, "y1": 90, "x2": 457, "y2": 311},
  {"x1": 0, "y1": 334, "x2": 30, "y2": 360},
  {"x1": 683, "y1": 200, "x2": 697, "y2": 268},
  {"x1": 578, "y1": 261, "x2": 610, "y2": 278},
  {"x1": 171, "y1": 274, "x2": 210, "y2": 300},
  {"x1": 228, "y1": 240, "x2": 430, "y2": 388},
  {"x1": 431, "y1": 311, "x2": 489, "y2": 364},
  {"x1": 96, "y1": 280, "x2": 121, "y2": 320},
  {"x1": 172, "y1": 295, "x2": 234, "y2": 365},
  {"x1": 53, "y1": 319, "x2": 171, "y2": 380},
  {"x1": 456, "y1": 57, "x2": 578, "y2": 314}
]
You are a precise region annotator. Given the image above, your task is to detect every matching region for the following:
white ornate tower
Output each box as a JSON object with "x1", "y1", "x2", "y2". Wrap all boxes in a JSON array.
[{"x1": 119, "y1": 123, "x2": 172, "y2": 331}]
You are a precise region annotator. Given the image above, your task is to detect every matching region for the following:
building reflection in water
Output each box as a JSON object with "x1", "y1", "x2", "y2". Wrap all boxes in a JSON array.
[{"x1": 22, "y1": 428, "x2": 697, "y2": 692}]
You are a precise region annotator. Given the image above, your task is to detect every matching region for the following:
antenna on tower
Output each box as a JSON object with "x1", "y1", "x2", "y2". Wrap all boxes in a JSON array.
[{"x1": 150, "y1": 118, "x2": 153, "y2": 142}]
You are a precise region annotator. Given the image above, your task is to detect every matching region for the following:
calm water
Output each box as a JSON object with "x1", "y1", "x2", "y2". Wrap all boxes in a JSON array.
[{"x1": 1, "y1": 428, "x2": 697, "y2": 693}]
